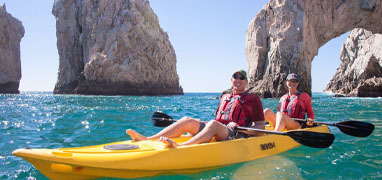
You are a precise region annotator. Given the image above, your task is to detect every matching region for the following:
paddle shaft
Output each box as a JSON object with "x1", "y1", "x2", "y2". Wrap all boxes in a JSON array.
[
  {"x1": 292, "y1": 118, "x2": 336, "y2": 126},
  {"x1": 152, "y1": 117, "x2": 208, "y2": 123},
  {"x1": 292, "y1": 118, "x2": 374, "y2": 137},
  {"x1": 292, "y1": 118, "x2": 372, "y2": 131},
  {"x1": 236, "y1": 126, "x2": 286, "y2": 135}
]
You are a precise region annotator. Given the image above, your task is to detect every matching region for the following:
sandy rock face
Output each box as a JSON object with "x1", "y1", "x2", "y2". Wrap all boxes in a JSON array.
[
  {"x1": 325, "y1": 29, "x2": 382, "y2": 97},
  {"x1": 245, "y1": 0, "x2": 382, "y2": 97},
  {"x1": 0, "y1": 5, "x2": 24, "y2": 94},
  {"x1": 52, "y1": 0, "x2": 183, "y2": 95}
]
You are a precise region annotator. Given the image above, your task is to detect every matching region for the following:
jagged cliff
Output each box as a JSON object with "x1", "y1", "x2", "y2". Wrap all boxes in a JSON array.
[
  {"x1": 52, "y1": 0, "x2": 183, "y2": 95},
  {"x1": 0, "y1": 4, "x2": 24, "y2": 94},
  {"x1": 245, "y1": 0, "x2": 382, "y2": 97},
  {"x1": 325, "y1": 29, "x2": 382, "y2": 97}
]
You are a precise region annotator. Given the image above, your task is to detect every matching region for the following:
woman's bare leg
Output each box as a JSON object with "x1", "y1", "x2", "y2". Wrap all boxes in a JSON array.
[
  {"x1": 264, "y1": 108, "x2": 276, "y2": 129},
  {"x1": 274, "y1": 112, "x2": 301, "y2": 131}
]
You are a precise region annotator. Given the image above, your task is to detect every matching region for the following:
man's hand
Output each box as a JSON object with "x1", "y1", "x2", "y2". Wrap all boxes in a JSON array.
[
  {"x1": 227, "y1": 122, "x2": 238, "y2": 129},
  {"x1": 306, "y1": 118, "x2": 314, "y2": 126}
]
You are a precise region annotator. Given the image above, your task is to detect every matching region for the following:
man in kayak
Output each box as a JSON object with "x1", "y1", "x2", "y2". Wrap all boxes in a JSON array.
[
  {"x1": 263, "y1": 73, "x2": 314, "y2": 131},
  {"x1": 126, "y1": 70, "x2": 265, "y2": 147}
]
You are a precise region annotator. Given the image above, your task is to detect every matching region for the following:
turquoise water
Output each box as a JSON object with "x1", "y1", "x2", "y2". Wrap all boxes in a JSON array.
[{"x1": 1, "y1": 92, "x2": 381, "y2": 179}]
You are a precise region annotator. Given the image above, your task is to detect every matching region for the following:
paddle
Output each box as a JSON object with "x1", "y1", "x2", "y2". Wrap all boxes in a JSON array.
[
  {"x1": 292, "y1": 118, "x2": 375, "y2": 137},
  {"x1": 151, "y1": 112, "x2": 335, "y2": 148}
]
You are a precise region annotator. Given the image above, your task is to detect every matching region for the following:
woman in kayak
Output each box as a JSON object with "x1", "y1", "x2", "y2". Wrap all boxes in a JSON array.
[
  {"x1": 126, "y1": 70, "x2": 265, "y2": 147},
  {"x1": 264, "y1": 73, "x2": 314, "y2": 131}
]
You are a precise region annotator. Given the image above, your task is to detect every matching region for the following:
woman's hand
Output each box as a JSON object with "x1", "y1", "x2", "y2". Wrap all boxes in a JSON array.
[
  {"x1": 227, "y1": 122, "x2": 238, "y2": 129},
  {"x1": 306, "y1": 118, "x2": 314, "y2": 126}
]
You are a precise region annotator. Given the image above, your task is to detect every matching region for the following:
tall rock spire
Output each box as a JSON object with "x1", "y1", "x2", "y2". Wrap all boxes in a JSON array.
[
  {"x1": 0, "y1": 4, "x2": 25, "y2": 94},
  {"x1": 52, "y1": 0, "x2": 183, "y2": 95}
]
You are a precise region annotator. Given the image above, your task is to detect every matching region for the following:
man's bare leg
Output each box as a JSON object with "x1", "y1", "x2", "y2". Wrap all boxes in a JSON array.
[
  {"x1": 159, "y1": 137, "x2": 179, "y2": 148},
  {"x1": 160, "y1": 120, "x2": 229, "y2": 147},
  {"x1": 126, "y1": 117, "x2": 201, "y2": 141},
  {"x1": 125, "y1": 129, "x2": 148, "y2": 141}
]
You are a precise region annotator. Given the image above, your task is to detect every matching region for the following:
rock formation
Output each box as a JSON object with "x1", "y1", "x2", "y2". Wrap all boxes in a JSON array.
[
  {"x1": 245, "y1": 0, "x2": 382, "y2": 98},
  {"x1": 325, "y1": 29, "x2": 382, "y2": 97},
  {"x1": 52, "y1": 0, "x2": 183, "y2": 95},
  {"x1": 0, "y1": 4, "x2": 24, "y2": 94}
]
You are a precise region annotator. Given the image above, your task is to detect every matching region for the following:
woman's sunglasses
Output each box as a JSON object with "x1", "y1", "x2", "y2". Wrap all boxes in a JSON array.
[{"x1": 232, "y1": 74, "x2": 246, "y2": 80}]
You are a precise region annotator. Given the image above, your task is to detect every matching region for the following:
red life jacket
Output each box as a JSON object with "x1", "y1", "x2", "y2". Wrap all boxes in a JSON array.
[
  {"x1": 214, "y1": 93, "x2": 249, "y2": 127},
  {"x1": 277, "y1": 92, "x2": 306, "y2": 119}
]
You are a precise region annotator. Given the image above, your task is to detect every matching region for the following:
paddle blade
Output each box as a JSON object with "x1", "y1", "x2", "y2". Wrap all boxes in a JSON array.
[
  {"x1": 337, "y1": 121, "x2": 375, "y2": 137},
  {"x1": 151, "y1": 112, "x2": 175, "y2": 127},
  {"x1": 287, "y1": 131, "x2": 335, "y2": 148}
]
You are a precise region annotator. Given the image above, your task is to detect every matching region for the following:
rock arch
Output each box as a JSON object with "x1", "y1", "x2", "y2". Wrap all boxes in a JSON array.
[{"x1": 245, "y1": 0, "x2": 382, "y2": 97}]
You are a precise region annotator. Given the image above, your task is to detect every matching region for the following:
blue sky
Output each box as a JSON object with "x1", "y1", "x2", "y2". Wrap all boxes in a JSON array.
[{"x1": 2, "y1": 0, "x2": 347, "y2": 93}]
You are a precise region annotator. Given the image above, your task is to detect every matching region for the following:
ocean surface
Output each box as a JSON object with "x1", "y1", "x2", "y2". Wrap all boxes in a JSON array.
[{"x1": 1, "y1": 92, "x2": 381, "y2": 180}]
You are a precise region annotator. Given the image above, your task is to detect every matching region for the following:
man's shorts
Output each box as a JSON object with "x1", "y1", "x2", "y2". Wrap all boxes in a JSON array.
[{"x1": 198, "y1": 122, "x2": 240, "y2": 140}]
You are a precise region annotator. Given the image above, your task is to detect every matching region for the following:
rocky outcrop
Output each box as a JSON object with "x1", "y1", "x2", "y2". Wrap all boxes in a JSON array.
[
  {"x1": 245, "y1": 0, "x2": 382, "y2": 98},
  {"x1": 325, "y1": 29, "x2": 382, "y2": 97},
  {"x1": 0, "y1": 4, "x2": 24, "y2": 94},
  {"x1": 52, "y1": 0, "x2": 183, "y2": 95}
]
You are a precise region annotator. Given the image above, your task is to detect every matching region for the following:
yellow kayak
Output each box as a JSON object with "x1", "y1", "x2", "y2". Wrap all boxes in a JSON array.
[{"x1": 13, "y1": 125, "x2": 330, "y2": 180}]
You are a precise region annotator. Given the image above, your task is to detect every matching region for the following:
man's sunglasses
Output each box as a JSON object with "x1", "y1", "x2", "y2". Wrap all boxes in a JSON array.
[{"x1": 232, "y1": 74, "x2": 246, "y2": 80}]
